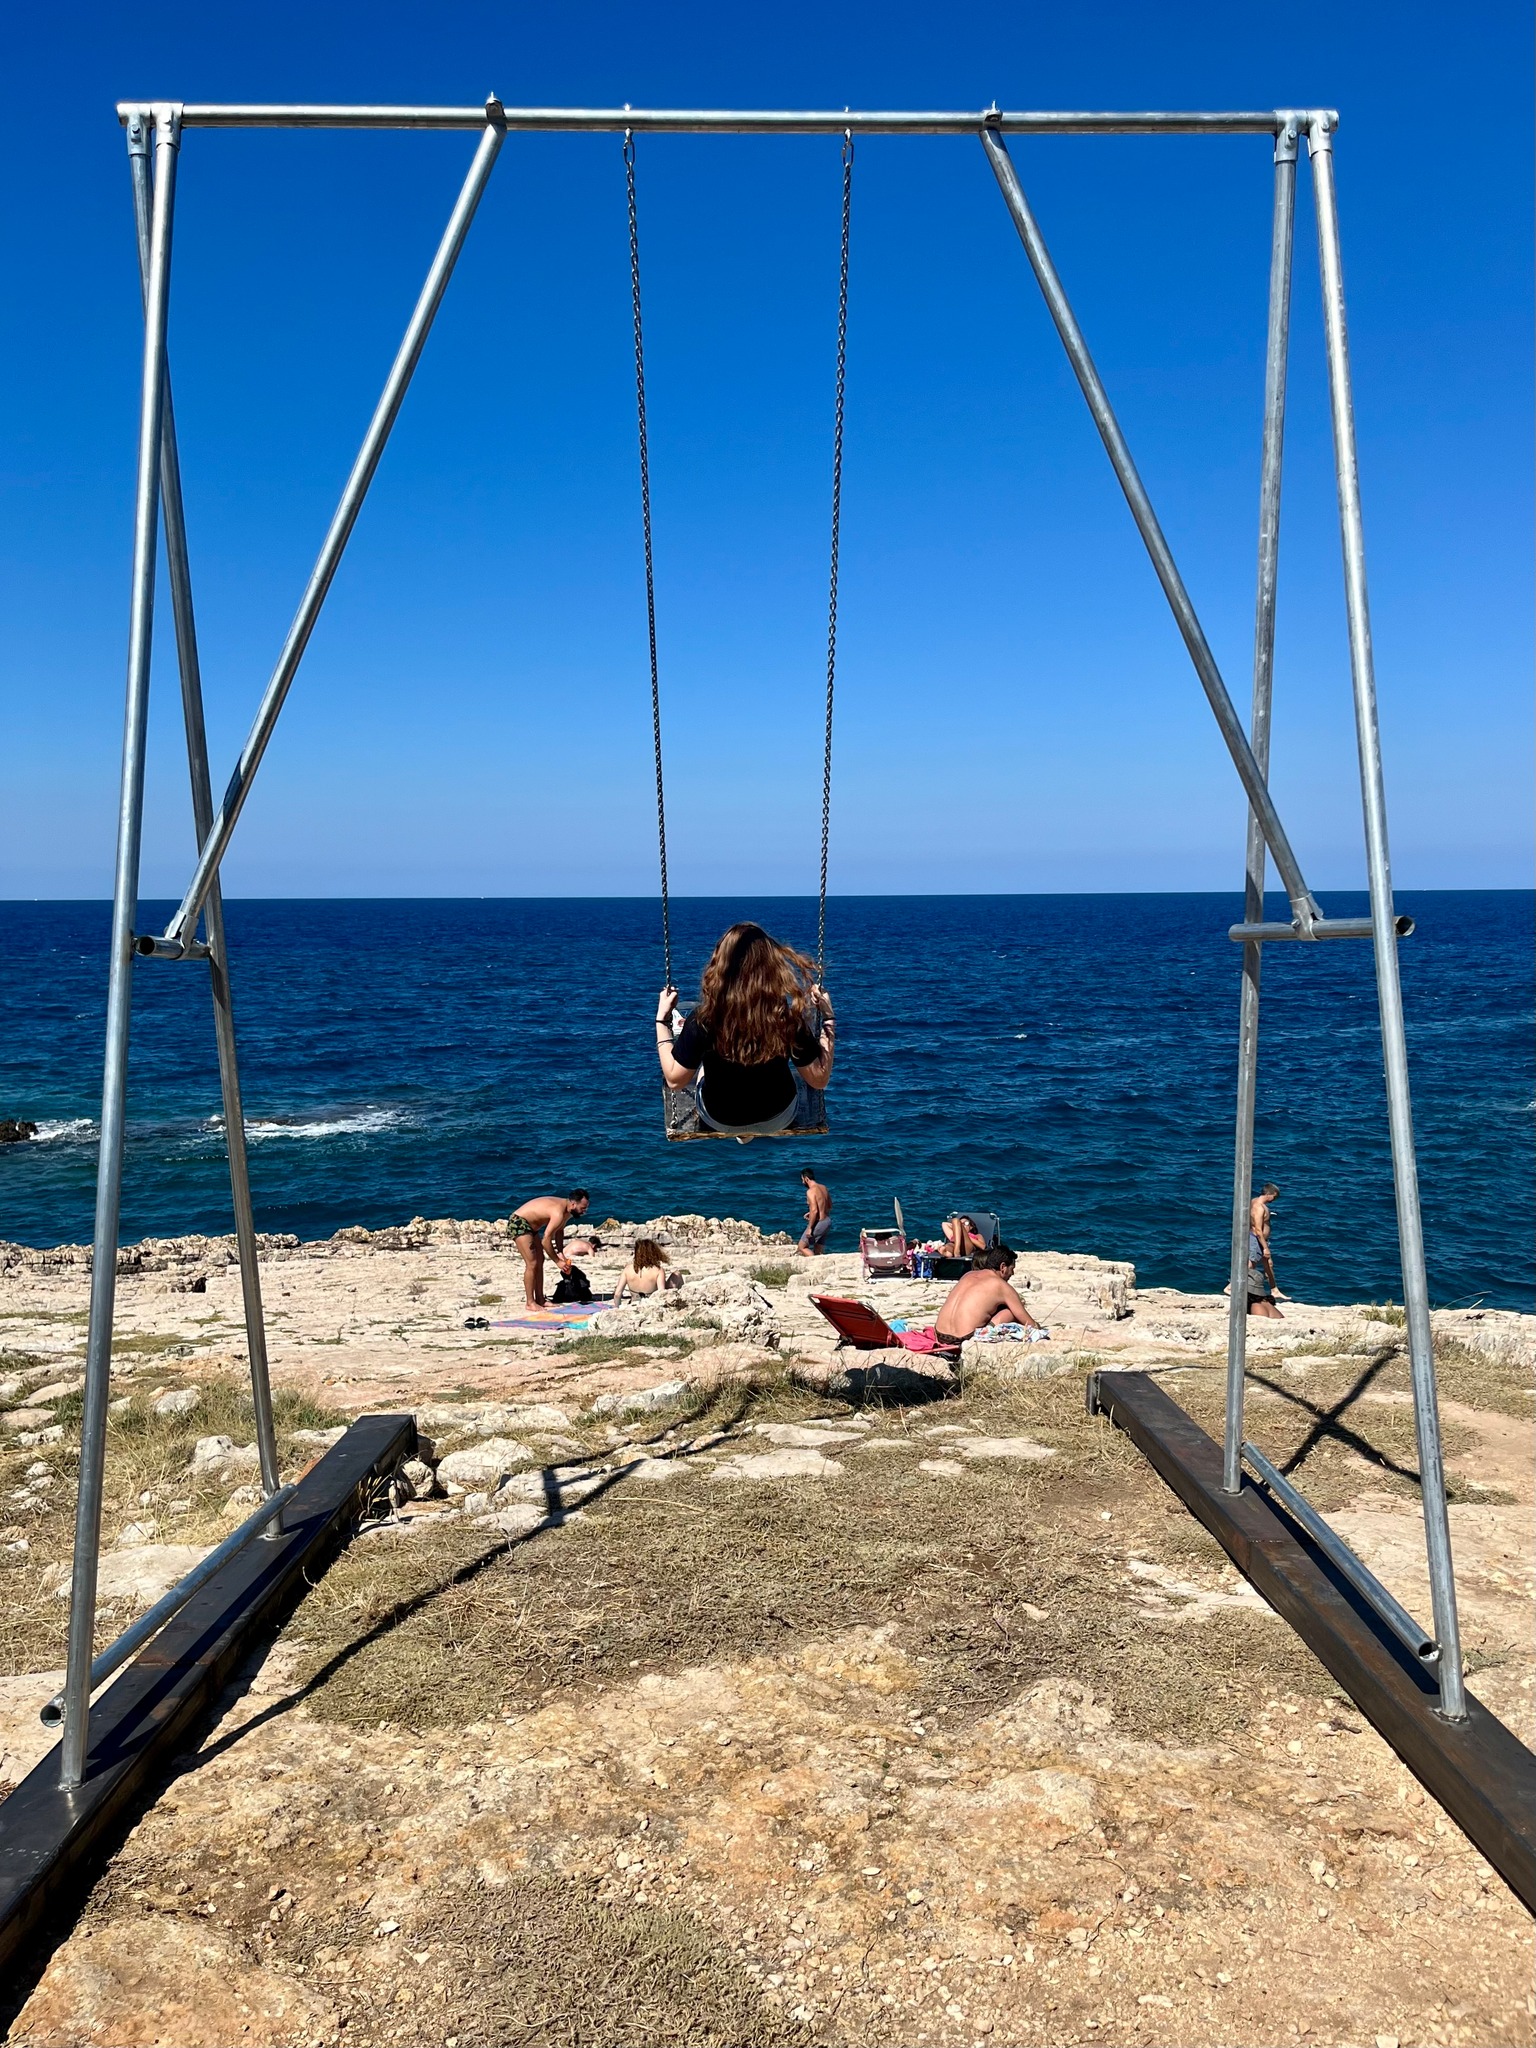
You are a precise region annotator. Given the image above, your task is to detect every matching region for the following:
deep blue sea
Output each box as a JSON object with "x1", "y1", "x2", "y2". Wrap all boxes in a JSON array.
[{"x1": 0, "y1": 894, "x2": 1530, "y2": 1309}]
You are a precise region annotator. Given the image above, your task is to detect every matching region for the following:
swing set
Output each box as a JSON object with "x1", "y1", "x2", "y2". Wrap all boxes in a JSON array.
[
  {"x1": 625, "y1": 131, "x2": 848, "y2": 1140},
  {"x1": 22, "y1": 97, "x2": 1533, "y2": 1925}
]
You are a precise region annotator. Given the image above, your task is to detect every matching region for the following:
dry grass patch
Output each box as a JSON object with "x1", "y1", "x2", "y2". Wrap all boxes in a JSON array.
[
  {"x1": 1169, "y1": 1357, "x2": 1488, "y2": 1509},
  {"x1": 0, "y1": 1376, "x2": 347, "y2": 1675},
  {"x1": 74, "y1": 1859, "x2": 806, "y2": 2048},
  {"x1": 353, "y1": 1875, "x2": 808, "y2": 2048},
  {"x1": 0, "y1": 1350, "x2": 57, "y2": 1381},
  {"x1": 1250, "y1": 1322, "x2": 1531, "y2": 1419},
  {"x1": 289, "y1": 1373, "x2": 1330, "y2": 1740},
  {"x1": 1428, "y1": 1328, "x2": 1536, "y2": 1417}
]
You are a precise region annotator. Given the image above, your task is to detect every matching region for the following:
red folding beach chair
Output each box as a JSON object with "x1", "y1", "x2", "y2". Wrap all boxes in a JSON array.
[{"x1": 809, "y1": 1295, "x2": 961, "y2": 1359}]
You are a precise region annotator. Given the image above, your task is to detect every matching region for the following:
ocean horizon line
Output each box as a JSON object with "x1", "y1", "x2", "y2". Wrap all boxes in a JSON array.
[{"x1": 6, "y1": 886, "x2": 1533, "y2": 907}]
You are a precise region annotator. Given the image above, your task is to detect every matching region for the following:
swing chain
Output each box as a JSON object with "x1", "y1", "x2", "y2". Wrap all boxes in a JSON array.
[
  {"x1": 628, "y1": 128, "x2": 850, "y2": 1000},
  {"x1": 818, "y1": 130, "x2": 853, "y2": 984},
  {"x1": 625, "y1": 130, "x2": 672, "y2": 992}
]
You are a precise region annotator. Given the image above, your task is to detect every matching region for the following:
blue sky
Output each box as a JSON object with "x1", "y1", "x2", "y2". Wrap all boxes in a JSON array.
[{"x1": 3, "y1": 1, "x2": 1531, "y2": 900}]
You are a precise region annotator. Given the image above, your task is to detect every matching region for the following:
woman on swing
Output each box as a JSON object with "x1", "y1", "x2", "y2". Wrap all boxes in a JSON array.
[{"x1": 655, "y1": 924, "x2": 835, "y2": 1135}]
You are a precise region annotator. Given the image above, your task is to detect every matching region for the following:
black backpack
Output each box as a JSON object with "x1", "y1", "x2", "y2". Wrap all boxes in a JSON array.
[{"x1": 552, "y1": 1265, "x2": 593, "y2": 1304}]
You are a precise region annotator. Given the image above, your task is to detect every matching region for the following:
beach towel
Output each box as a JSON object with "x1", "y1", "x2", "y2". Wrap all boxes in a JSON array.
[
  {"x1": 893, "y1": 1326, "x2": 954, "y2": 1355},
  {"x1": 490, "y1": 1301, "x2": 615, "y2": 1333}
]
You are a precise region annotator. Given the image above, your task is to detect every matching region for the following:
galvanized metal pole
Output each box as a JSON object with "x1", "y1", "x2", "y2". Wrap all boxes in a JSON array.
[
  {"x1": 979, "y1": 125, "x2": 1322, "y2": 933},
  {"x1": 40, "y1": 1484, "x2": 297, "y2": 1726},
  {"x1": 1308, "y1": 116, "x2": 1465, "y2": 1719},
  {"x1": 163, "y1": 109, "x2": 506, "y2": 951},
  {"x1": 62, "y1": 105, "x2": 181, "y2": 1789},
  {"x1": 121, "y1": 101, "x2": 1319, "y2": 137},
  {"x1": 127, "y1": 132, "x2": 282, "y2": 1507},
  {"x1": 1223, "y1": 120, "x2": 1298, "y2": 1491}
]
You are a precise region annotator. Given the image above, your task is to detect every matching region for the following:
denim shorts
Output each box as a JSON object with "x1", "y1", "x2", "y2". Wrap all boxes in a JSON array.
[{"x1": 695, "y1": 1069, "x2": 809, "y2": 1136}]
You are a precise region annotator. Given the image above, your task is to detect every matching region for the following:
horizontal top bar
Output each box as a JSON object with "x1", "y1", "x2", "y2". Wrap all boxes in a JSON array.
[{"x1": 118, "y1": 102, "x2": 1335, "y2": 136}]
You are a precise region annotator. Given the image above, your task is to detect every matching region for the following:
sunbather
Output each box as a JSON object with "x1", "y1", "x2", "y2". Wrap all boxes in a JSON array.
[
  {"x1": 655, "y1": 923, "x2": 834, "y2": 1135},
  {"x1": 612, "y1": 1239, "x2": 682, "y2": 1304},
  {"x1": 934, "y1": 1245, "x2": 1044, "y2": 1345},
  {"x1": 941, "y1": 1211, "x2": 992, "y2": 1260}
]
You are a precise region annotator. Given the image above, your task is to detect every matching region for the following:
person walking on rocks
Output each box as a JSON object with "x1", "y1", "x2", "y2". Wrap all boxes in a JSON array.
[
  {"x1": 1247, "y1": 1182, "x2": 1285, "y2": 1319},
  {"x1": 508, "y1": 1190, "x2": 590, "y2": 1308},
  {"x1": 798, "y1": 1166, "x2": 832, "y2": 1256}
]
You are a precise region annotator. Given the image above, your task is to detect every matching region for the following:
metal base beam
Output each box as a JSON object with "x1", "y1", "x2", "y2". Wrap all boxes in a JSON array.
[
  {"x1": 1087, "y1": 1370, "x2": 1536, "y2": 1914},
  {"x1": 0, "y1": 1413, "x2": 413, "y2": 1989}
]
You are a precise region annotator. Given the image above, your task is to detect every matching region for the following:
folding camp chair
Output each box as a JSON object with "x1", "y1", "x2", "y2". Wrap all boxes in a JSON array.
[{"x1": 859, "y1": 1196, "x2": 909, "y2": 1279}]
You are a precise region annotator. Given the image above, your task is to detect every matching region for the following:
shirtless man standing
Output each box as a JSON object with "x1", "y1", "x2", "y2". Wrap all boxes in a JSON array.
[
  {"x1": 1247, "y1": 1182, "x2": 1284, "y2": 1319},
  {"x1": 934, "y1": 1244, "x2": 1043, "y2": 1346},
  {"x1": 507, "y1": 1190, "x2": 590, "y2": 1308},
  {"x1": 797, "y1": 1167, "x2": 832, "y2": 1256}
]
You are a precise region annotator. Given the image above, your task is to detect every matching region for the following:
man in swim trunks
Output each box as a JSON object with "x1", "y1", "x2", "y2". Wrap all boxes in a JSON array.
[
  {"x1": 1247, "y1": 1181, "x2": 1284, "y2": 1319},
  {"x1": 797, "y1": 1167, "x2": 832, "y2": 1256},
  {"x1": 934, "y1": 1244, "x2": 1043, "y2": 1346},
  {"x1": 508, "y1": 1190, "x2": 590, "y2": 1308}
]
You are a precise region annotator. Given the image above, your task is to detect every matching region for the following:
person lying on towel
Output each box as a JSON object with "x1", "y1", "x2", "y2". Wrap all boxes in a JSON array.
[
  {"x1": 655, "y1": 923, "x2": 835, "y2": 1135},
  {"x1": 933, "y1": 1245, "x2": 1045, "y2": 1347}
]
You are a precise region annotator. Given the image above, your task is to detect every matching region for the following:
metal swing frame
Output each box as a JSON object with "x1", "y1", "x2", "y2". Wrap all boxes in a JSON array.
[{"x1": 57, "y1": 93, "x2": 1470, "y2": 1802}]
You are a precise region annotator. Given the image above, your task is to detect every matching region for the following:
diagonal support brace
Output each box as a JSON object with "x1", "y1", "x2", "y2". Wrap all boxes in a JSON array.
[{"x1": 162, "y1": 101, "x2": 507, "y2": 950}]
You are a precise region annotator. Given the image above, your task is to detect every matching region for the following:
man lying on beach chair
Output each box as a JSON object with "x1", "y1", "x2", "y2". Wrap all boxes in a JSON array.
[{"x1": 809, "y1": 1294, "x2": 962, "y2": 1360}]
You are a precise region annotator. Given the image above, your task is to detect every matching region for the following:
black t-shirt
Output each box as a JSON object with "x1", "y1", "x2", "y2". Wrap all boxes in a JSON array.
[{"x1": 673, "y1": 1010, "x2": 821, "y2": 1126}]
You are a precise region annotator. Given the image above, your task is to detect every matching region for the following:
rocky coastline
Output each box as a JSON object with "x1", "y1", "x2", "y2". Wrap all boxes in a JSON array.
[{"x1": 2, "y1": 1215, "x2": 1532, "y2": 2046}]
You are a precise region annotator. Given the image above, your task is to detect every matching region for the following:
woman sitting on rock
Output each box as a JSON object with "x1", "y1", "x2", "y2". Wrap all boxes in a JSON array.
[
  {"x1": 655, "y1": 923, "x2": 835, "y2": 1136},
  {"x1": 612, "y1": 1239, "x2": 682, "y2": 1305}
]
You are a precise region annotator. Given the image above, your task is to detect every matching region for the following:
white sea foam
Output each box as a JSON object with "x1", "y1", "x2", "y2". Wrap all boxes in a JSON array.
[
  {"x1": 240, "y1": 1107, "x2": 413, "y2": 1144},
  {"x1": 31, "y1": 1118, "x2": 97, "y2": 1144}
]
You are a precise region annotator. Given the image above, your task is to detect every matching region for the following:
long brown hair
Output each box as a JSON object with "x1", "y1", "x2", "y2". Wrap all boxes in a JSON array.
[
  {"x1": 632, "y1": 1239, "x2": 669, "y2": 1270},
  {"x1": 695, "y1": 923, "x2": 815, "y2": 1063}
]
